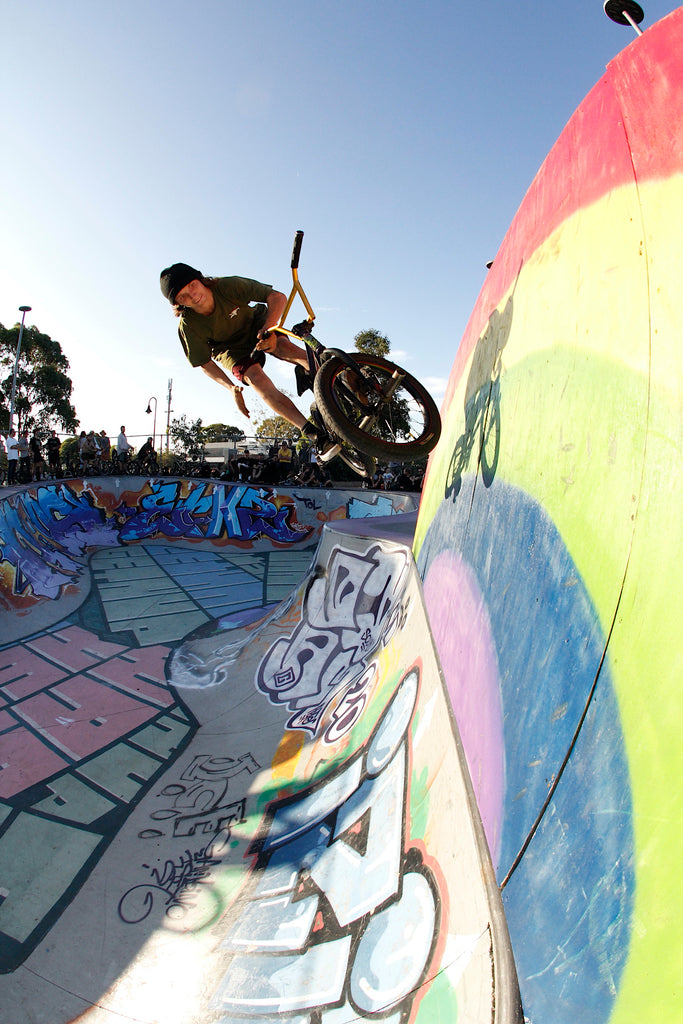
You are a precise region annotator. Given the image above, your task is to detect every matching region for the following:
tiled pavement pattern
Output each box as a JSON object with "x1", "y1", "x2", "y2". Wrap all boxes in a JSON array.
[
  {"x1": 0, "y1": 542, "x2": 315, "y2": 970},
  {"x1": 0, "y1": 623, "x2": 192, "y2": 968},
  {"x1": 91, "y1": 543, "x2": 316, "y2": 645}
]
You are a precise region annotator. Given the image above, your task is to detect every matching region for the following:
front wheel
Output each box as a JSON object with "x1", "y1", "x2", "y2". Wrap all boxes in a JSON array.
[{"x1": 314, "y1": 354, "x2": 441, "y2": 462}]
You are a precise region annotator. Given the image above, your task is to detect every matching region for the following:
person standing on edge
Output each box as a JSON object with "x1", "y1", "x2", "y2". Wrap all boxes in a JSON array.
[
  {"x1": 117, "y1": 426, "x2": 133, "y2": 462},
  {"x1": 46, "y1": 430, "x2": 61, "y2": 478},
  {"x1": 159, "y1": 263, "x2": 326, "y2": 444},
  {"x1": 17, "y1": 431, "x2": 31, "y2": 482},
  {"x1": 29, "y1": 432, "x2": 46, "y2": 481},
  {"x1": 5, "y1": 430, "x2": 19, "y2": 485}
]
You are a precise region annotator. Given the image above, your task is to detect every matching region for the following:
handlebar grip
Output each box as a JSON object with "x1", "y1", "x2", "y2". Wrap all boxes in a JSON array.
[{"x1": 291, "y1": 230, "x2": 304, "y2": 269}]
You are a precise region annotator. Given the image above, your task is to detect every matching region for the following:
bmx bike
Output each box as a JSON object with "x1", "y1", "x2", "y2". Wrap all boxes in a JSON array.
[{"x1": 257, "y1": 231, "x2": 441, "y2": 479}]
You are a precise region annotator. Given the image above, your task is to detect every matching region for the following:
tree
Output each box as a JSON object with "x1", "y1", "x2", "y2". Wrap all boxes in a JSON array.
[
  {"x1": 352, "y1": 327, "x2": 413, "y2": 441},
  {"x1": 202, "y1": 422, "x2": 246, "y2": 443},
  {"x1": 354, "y1": 328, "x2": 390, "y2": 358},
  {"x1": 169, "y1": 415, "x2": 205, "y2": 459},
  {"x1": 255, "y1": 415, "x2": 300, "y2": 443},
  {"x1": 0, "y1": 322, "x2": 78, "y2": 433}
]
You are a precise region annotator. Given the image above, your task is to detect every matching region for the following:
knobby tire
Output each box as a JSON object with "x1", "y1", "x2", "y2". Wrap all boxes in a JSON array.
[{"x1": 314, "y1": 353, "x2": 441, "y2": 462}]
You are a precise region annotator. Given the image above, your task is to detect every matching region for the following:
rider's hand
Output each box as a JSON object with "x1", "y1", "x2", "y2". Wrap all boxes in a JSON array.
[
  {"x1": 233, "y1": 385, "x2": 250, "y2": 419},
  {"x1": 255, "y1": 327, "x2": 277, "y2": 353}
]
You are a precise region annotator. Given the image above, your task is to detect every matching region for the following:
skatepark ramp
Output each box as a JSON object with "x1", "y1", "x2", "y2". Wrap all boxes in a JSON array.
[
  {"x1": 0, "y1": 478, "x2": 521, "y2": 1022},
  {"x1": 414, "y1": 8, "x2": 682, "y2": 1023}
]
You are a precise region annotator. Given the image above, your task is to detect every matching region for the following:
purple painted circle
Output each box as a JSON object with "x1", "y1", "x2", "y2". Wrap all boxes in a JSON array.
[{"x1": 423, "y1": 550, "x2": 504, "y2": 864}]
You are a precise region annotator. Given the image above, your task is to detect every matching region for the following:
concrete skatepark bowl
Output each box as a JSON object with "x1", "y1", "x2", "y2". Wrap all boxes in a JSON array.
[{"x1": 1, "y1": 7, "x2": 681, "y2": 1022}]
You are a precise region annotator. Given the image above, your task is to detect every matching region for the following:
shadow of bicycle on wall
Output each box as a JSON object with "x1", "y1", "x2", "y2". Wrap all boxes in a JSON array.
[{"x1": 445, "y1": 295, "x2": 513, "y2": 501}]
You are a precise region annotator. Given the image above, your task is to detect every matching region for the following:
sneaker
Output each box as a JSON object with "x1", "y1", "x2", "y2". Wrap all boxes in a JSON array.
[
  {"x1": 300, "y1": 417, "x2": 325, "y2": 443},
  {"x1": 301, "y1": 414, "x2": 339, "y2": 461},
  {"x1": 295, "y1": 364, "x2": 314, "y2": 396}
]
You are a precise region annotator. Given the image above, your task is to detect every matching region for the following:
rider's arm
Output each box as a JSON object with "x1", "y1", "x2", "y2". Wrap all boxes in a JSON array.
[
  {"x1": 257, "y1": 289, "x2": 287, "y2": 345},
  {"x1": 200, "y1": 360, "x2": 251, "y2": 418}
]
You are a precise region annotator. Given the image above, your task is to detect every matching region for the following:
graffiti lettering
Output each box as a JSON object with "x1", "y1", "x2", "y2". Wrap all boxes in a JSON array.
[
  {"x1": 211, "y1": 668, "x2": 439, "y2": 1022},
  {"x1": 118, "y1": 843, "x2": 221, "y2": 925},
  {"x1": 0, "y1": 482, "x2": 310, "y2": 603},
  {"x1": 256, "y1": 542, "x2": 410, "y2": 733},
  {"x1": 324, "y1": 663, "x2": 377, "y2": 745},
  {"x1": 122, "y1": 753, "x2": 258, "y2": 928}
]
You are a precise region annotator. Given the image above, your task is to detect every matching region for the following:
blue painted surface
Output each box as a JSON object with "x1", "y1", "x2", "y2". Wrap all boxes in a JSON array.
[{"x1": 417, "y1": 476, "x2": 635, "y2": 1021}]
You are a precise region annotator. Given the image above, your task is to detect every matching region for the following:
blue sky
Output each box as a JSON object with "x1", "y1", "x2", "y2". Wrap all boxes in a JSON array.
[{"x1": 2, "y1": 1, "x2": 677, "y2": 445}]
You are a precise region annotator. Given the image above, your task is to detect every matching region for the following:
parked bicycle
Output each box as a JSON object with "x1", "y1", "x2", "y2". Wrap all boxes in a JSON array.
[{"x1": 254, "y1": 231, "x2": 441, "y2": 479}]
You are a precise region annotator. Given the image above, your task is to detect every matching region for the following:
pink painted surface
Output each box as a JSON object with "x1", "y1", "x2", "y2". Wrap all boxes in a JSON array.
[
  {"x1": 0, "y1": 647, "x2": 68, "y2": 698},
  {"x1": 14, "y1": 676, "x2": 160, "y2": 760},
  {"x1": 423, "y1": 550, "x2": 504, "y2": 864},
  {"x1": 0, "y1": 725, "x2": 69, "y2": 799},
  {"x1": 89, "y1": 646, "x2": 175, "y2": 707},
  {"x1": 27, "y1": 625, "x2": 127, "y2": 671}
]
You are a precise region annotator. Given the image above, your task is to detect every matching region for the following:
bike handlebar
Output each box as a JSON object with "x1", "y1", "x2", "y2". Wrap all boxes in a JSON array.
[{"x1": 291, "y1": 230, "x2": 304, "y2": 269}]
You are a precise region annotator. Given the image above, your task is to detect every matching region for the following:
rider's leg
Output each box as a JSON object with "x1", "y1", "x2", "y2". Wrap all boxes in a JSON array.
[
  {"x1": 242, "y1": 363, "x2": 308, "y2": 430},
  {"x1": 268, "y1": 334, "x2": 310, "y2": 369}
]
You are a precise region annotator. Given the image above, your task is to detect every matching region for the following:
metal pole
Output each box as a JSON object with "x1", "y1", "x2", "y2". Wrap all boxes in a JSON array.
[
  {"x1": 9, "y1": 306, "x2": 32, "y2": 433},
  {"x1": 166, "y1": 378, "x2": 173, "y2": 452},
  {"x1": 145, "y1": 397, "x2": 158, "y2": 451}
]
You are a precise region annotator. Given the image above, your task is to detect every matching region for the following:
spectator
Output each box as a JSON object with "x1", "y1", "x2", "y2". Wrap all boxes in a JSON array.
[
  {"x1": 393, "y1": 466, "x2": 413, "y2": 491},
  {"x1": 17, "y1": 432, "x2": 31, "y2": 482},
  {"x1": 137, "y1": 437, "x2": 157, "y2": 470},
  {"x1": 117, "y1": 425, "x2": 133, "y2": 459},
  {"x1": 80, "y1": 430, "x2": 99, "y2": 470},
  {"x1": 116, "y1": 423, "x2": 133, "y2": 456},
  {"x1": 277, "y1": 441, "x2": 294, "y2": 481},
  {"x1": 98, "y1": 431, "x2": 111, "y2": 464},
  {"x1": 46, "y1": 430, "x2": 62, "y2": 478},
  {"x1": 5, "y1": 429, "x2": 19, "y2": 486},
  {"x1": 29, "y1": 432, "x2": 47, "y2": 481}
]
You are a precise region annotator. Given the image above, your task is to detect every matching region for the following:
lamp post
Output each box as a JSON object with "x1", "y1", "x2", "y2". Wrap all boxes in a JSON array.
[
  {"x1": 166, "y1": 378, "x2": 173, "y2": 452},
  {"x1": 145, "y1": 397, "x2": 158, "y2": 451},
  {"x1": 604, "y1": 0, "x2": 645, "y2": 35},
  {"x1": 9, "y1": 306, "x2": 32, "y2": 433}
]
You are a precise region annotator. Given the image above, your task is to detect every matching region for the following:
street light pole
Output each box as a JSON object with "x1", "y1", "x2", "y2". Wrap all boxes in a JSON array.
[
  {"x1": 603, "y1": 0, "x2": 645, "y2": 35},
  {"x1": 9, "y1": 306, "x2": 32, "y2": 433},
  {"x1": 145, "y1": 397, "x2": 158, "y2": 451},
  {"x1": 166, "y1": 378, "x2": 173, "y2": 452}
]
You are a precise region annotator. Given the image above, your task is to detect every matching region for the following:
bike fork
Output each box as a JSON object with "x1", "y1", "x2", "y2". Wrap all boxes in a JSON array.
[{"x1": 356, "y1": 369, "x2": 405, "y2": 431}]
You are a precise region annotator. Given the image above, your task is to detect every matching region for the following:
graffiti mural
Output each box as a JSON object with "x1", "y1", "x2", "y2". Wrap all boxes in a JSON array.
[
  {"x1": 208, "y1": 667, "x2": 441, "y2": 1021},
  {"x1": 119, "y1": 752, "x2": 259, "y2": 929},
  {"x1": 0, "y1": 481, "x2": 312, "y2": 604},
  {"x1": 256, "y1": 541, "x2": 411, "y2": 733},
  {"x1": 0, "y1": 480, "x2": 420, "y2": 988}
]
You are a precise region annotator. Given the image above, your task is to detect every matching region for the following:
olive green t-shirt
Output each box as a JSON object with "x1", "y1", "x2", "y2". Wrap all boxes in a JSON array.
[{"x1": 178, "y1": 276, "x2": 272, "y2": 371}]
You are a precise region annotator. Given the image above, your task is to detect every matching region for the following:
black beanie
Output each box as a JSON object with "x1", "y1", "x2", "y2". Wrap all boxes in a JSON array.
[{"x1": 160, "y1": 263, "x2": 203, "y2": 304}]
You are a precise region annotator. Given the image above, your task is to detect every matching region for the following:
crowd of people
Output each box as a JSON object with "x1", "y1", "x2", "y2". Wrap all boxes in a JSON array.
[
  {"x1": 1, "y1": 428, "x2": 65, "y2": 485},
  {"x1": 0, "y1": 428, "x2": 424, "y2": 492},
  {"x1": 0, "y1": 426, "x2": 141, "y2": 484}
]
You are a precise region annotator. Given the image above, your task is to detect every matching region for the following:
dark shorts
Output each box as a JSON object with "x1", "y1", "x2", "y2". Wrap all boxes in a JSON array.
[{"x1": 231, "y1": 350, "x2": 266, "y2": 384}]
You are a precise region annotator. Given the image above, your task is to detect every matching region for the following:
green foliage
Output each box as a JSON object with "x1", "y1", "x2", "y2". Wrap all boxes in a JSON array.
[
  {"x1": 255, "y1": 415, "x2": 300, "y2": 443},
  {"x1": 0, "y1": 321, "x2": 78, "y2": 433},
  {"x1": 169, "y1": 414, "x2": 205, "y2": 458},
  {"x1": 60, "y1": 436, "x2": 79, "y2": 465},
  {"x1": 353, "y1": 328, "x2": 414, "y2": 442},
  {"x1": 202, "y1": 422, "x2": 246, "y2": 443},
  {"x1": 354, "y1": 328, "x2": 390, "y2": 358}
]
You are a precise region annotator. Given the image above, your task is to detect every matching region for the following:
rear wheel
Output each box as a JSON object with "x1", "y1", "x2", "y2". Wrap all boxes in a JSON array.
[
  {"x1": 332, "y1": 444, "x2": 376, "y2": 479},
  {"x1": 314, "y1": 354, "x2": 441, "y2": 462}
]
